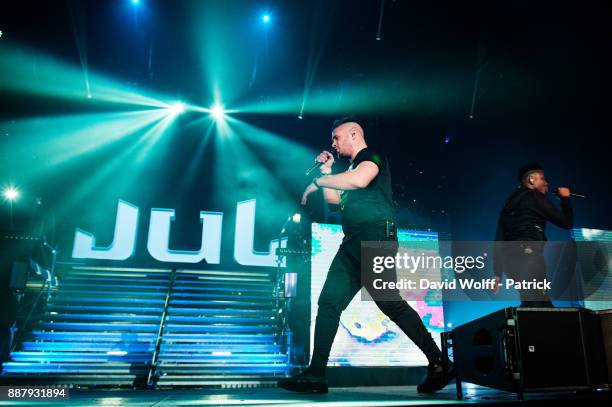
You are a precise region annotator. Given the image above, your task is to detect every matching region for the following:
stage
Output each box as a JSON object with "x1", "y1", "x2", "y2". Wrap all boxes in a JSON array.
[{"x1": 1, "y1": 385, "x2": 610, "y2": 406}]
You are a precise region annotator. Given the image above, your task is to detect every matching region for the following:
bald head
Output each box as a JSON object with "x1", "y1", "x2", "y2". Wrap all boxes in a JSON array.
[{"x1": 331, "y1": 120, "x2": 367, "y2": 160}]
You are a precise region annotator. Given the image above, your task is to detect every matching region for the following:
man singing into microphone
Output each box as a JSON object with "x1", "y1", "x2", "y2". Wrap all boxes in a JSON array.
[
  {"x1": 493, "y1": 163, "x2": 574, "y2": 307},
  {"x1": 278, "y1": 117, "x2": 454, "y2": 394}
]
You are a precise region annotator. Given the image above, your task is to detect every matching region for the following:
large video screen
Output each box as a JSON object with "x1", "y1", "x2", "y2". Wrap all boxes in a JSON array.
[
  {"x1": 310, "y1": 223, "x2": 444, "y2": 366},
  {"x1": 572, "y1": 228, "x2": 612, "y2": 311}
]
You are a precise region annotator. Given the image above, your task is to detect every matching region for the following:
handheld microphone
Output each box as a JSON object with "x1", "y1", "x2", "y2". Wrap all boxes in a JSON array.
[
  {"x1": 554, "y1": 188, "x2": 585, "y2": 199},
  {"x1": 305, "y1": 158, "x2": 329, "y2": 176},
  {"x1": 280, "y1": 214, "x2": 292, "y2": 234}
]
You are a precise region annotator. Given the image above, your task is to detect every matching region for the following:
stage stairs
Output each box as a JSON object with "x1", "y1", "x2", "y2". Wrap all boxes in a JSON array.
[{"x1": 0, "y1": 265, "x2": 289, "y2": 388}]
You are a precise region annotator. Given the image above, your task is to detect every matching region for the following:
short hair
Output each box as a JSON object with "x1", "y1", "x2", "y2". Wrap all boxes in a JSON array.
[
  {"x1": 331, "y1": 115, "x2": 359, "y2": 132},
  {"x1": 517, "y1": 162, "x2": 544, "y2": 183}
]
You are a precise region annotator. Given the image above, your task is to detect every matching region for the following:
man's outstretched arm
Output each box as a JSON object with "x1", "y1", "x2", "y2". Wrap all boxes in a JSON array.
[{"x1": 533, "y1": 191, "x2": 573, "y2": 229}]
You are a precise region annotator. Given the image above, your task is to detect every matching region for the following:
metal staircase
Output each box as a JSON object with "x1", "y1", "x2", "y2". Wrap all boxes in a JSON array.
[{"x1": 0, "y1": 265, "x2": 289, "y2": 388}]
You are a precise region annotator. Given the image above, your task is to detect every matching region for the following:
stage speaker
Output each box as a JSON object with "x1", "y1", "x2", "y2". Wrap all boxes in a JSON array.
[
  {"x1": 599, "y1": 310, "x2": 612, "y2": 385},
  {"x1": 450, "y1": 307, "x2": 608, "y2": 394}
]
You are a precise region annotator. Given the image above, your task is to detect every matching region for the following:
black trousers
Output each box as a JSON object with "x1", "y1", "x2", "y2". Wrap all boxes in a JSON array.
[
  {"x1": 310, "y1": 223, "x2": 442, "y2": 368},
  {"x1": 504, "y1": 245, "x2": 553, "y2": 307}
]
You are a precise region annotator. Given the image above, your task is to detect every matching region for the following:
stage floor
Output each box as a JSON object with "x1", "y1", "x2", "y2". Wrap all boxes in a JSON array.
[{"x1": 1, "y1": 384, "x2": 610, "y2": 406}]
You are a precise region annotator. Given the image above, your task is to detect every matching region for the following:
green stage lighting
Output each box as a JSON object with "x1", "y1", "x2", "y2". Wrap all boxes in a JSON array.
[
  {"x1": 211, "y1": 103, "x2": 225, "y2": 121},
  {"x1": 2, "y1": 187, "x2": 19, "y2": 202},
  {"x1": 170, "y1": 102, "x2": 185, "y2": 115}
]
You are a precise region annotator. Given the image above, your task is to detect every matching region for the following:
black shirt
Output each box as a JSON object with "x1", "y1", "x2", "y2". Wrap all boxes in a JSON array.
[
  {"x1": 495, "y1": 186, "x2": 573, "y2": 242},
  {"x1": 493, "y1": 186, "x2": 573, "y2": 278},
  {"x1": 339, "y1": 147, "x2": 395, "y2": 235}
]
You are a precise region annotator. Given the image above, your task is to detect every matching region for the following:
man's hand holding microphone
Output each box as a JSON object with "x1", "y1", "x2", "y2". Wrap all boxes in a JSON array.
[{"x1": 301, "y1": 151, "x2": 334, "y2": 205}]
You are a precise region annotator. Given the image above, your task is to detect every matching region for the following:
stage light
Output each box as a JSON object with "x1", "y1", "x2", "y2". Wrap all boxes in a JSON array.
[
  {"x1": 297, "y1": 115, "x2": 303, "y2": 120},
  {"x1": 292, "y1": 213, "x2": 301, "y2": 223},
  {"x1": 262, "y1": 15, "x2": 270, "y2": 23},
  {"x1": 170, "y1": 102, "x2": 185, "y2": 115},
  {"x1": 106, "y1": 350, "x2": 128, "y2": 356},
  {"x1": 3, "y1": 187, "x2": 19, "y2": 201},
  {"x1": 131, "y1": 0, "x2": 140, "y2": 4},
  {"x1": 210, "y1": 103, "x2": 225, "y2": 121}
]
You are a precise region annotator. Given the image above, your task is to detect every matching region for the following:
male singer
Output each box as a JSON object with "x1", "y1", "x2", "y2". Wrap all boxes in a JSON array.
[
  {"x1": 493, "y1": 163, "x2": 574, "y2": 307},
  {"x1": 278, "y1": 117, "x2": 454, "y2": 393}
]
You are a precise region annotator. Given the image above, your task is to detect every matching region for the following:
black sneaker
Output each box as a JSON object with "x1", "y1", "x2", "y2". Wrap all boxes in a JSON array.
[
  {"x1": 417, "y1": 361, "x2": 456, "y2": 393},
  {"x1": 278, "y1": 370, "x2": 328, "y2": 394}
]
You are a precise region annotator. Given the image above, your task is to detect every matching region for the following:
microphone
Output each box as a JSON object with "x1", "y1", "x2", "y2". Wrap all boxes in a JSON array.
[
  {"x1": 554, "y1": 188, "x2": 585, "y2": 199},
  {"x1": 305, "y1": 158, "x2": 329, "y2": 176},
  {"x1": 280, "y1": 214, "x2": 292, "y2": 234}
]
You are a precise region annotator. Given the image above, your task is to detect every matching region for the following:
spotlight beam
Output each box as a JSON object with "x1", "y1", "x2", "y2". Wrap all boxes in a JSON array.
[{"x1": 0, "y1": 44, "x2": 171, "y2": 108}]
